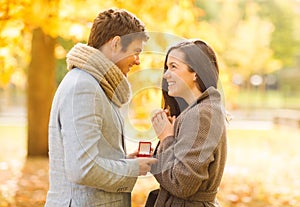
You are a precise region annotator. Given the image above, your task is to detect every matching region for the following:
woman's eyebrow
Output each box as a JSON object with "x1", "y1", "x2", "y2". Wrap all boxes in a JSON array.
[{"x1": 167, "y1": 61, "x2": 179, "y2": 66}]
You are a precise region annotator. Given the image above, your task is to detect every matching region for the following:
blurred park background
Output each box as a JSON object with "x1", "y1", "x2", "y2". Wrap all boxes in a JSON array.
[{"x1": 1, "y1": 0, "x2": 300, "y2": 206}]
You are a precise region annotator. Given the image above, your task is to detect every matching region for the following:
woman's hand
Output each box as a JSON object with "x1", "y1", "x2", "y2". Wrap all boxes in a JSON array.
[{"x1": 151, "y1": 109, "x2": 176, "y2": 142}]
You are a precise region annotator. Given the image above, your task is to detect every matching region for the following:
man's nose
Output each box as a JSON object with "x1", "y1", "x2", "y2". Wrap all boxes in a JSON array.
[{"x1": 134, "y1": 55, "x2": 140, "y2": 65}]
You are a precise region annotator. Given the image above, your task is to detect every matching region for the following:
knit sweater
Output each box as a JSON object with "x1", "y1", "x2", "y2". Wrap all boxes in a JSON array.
[{"x1": 151, "y1": 87, "x2": 227, "y2": 207}]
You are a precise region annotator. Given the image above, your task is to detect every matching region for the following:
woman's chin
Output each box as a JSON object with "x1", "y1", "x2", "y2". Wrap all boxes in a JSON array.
[{"x1": 168, "y1": 91, "x2": 176, "y2": 97}]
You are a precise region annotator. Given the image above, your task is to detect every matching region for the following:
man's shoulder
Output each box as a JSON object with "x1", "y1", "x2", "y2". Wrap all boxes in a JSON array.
[
  {"x1": 67, "y1": 68, "x2": 98, "y2": 84},
  {"x1": 60, "y1": 68, "x2": 100, "y2": 90},
  {"x1": 57, "y1": 68, "x2": 105, "y2": 98}
]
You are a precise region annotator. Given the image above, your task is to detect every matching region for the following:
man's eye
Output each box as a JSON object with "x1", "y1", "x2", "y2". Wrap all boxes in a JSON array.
[{"x1": 134, "y1": 49, "x2": 142, "y2": 55}]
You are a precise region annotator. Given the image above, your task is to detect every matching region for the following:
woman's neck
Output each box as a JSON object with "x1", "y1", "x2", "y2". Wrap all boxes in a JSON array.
[{"x1": 183, "y1": 88, "x2": 202, "y2": 105}]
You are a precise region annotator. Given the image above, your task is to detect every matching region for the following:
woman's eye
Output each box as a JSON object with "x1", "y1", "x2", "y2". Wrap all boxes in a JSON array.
[{"x1": 167, "y1": 64, "x2": 177, "y2": 70}]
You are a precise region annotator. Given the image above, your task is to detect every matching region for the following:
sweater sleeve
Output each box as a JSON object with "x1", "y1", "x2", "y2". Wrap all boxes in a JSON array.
[
  {"x1": 151, "y1": 104, "x2": 225, "y2": 198},
  {"x1": 61, "y1": 73, "x2": 138, "y2": 192}
]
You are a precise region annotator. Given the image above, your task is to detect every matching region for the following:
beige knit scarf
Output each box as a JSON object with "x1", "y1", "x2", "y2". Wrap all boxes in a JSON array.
[{"x1": 66, "y1": 43, "x2": 131, "y2": 107}]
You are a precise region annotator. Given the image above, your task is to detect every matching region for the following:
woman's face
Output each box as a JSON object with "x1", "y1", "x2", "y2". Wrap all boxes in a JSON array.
[{"x1": 163, "y1": 49, "x2": 197, "y2": 99}]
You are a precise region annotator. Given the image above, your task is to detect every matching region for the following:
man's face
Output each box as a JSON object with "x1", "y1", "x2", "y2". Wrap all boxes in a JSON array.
[{"x1": 114, "y1": 39, "x2": 144, "y2": 76}]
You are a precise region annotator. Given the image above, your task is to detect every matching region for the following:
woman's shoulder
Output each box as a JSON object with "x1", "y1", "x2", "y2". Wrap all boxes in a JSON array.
[{"x1": 182, "y1": 98, "x2": 225, "y2": 124}]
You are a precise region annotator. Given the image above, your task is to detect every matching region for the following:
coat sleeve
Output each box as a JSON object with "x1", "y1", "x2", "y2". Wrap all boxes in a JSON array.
[
  {"x1": 60, "y1": 73, "x2": 139, "y2": 192},
  {"x1": 151, "y1": 104, "x2": 225, "y2": 198}
]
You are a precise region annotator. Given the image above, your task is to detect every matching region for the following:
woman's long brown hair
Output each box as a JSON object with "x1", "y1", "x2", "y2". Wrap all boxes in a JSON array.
[{"x1": 161, "y1": 40, "x2": 219, "y2": 116}]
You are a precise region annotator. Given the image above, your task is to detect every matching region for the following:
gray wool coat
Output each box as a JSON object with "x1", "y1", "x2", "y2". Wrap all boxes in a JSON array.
[
  {"x1": 45, "y1": 68, "x2": 139, "y2": 207},
  {"x1": 151, "y1": 87, "x2": 227, "y2": 207}
]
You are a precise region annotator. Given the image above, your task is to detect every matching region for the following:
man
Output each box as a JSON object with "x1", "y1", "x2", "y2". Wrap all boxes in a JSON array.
[{"x1": 45, "y1": 8, "x2": 157, "y2": 207}]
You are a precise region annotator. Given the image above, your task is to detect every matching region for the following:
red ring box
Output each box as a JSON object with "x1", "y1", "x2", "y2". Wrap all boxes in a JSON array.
[{"x1": 137, "y1": 141, "x2": 152, "y2": 157}]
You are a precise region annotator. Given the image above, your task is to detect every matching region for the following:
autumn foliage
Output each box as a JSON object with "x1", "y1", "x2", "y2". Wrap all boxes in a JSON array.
[{"x1": 1, "y1": 0, "x2": 300, "y2": 206}]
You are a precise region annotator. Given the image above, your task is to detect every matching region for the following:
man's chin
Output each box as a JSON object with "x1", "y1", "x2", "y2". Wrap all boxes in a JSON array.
[{"x1": 123, "y1": 69, "x2": 130, "y2": 77}]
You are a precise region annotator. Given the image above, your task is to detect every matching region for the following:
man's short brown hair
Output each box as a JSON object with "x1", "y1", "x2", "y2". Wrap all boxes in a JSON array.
[{"x1": 88, "y1": 8, "x2": 148, "y2": 51}]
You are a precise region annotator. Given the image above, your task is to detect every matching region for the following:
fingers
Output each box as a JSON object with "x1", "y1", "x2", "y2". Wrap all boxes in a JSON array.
[
  {"x1": 151, "y1": 110, "x2": 170, "y2": 124},
  {"x1": 151, "y1": 109, "x2": 163, "y2": 122},
  {"x1": 137, "y1": 158, "x2": 158, "y2": 176},
  {"x1": 146, "y1": 158, "x2": 158, "y2": 165},
  {"x1": 151, "y1": 109, "x2": 176, "y2": 140},
  {"x1": 149, "y1": 147, "x2": 154, "y2": 156},
  {"x1": 151, "y1": 109, "x2": 175, "y2": 124},
  {"x1": 151, "y1": 109, "x2": 162, "y2": 120},
  {"x1": 171, "y1": 116, "x2": 176, "y2": 125},
  {"x1": 161, "y1": 111, "x2": 169, "y2": 121},
  {"x1": 126, "y1": 151, "x2": 138, "y2": 159},
  {"x1": 164, "y1": 109, "x2": 170, "y2": 116}
]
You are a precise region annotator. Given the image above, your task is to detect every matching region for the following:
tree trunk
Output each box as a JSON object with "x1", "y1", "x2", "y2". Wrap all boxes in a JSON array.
[{"x1": 27, "y1": 27, "x2": 56, "y2": 157}]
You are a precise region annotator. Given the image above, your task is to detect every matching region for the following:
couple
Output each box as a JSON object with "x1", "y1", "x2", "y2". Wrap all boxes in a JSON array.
[{"x1": 45, "y1": 8, "x2": 227, "y2": 207}]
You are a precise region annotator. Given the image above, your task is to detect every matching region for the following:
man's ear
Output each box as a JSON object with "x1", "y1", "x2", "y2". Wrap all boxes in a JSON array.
[
  {"x1": 110, "y1": 36, "x2": 121, "y2": 52},
  {"x1": 193, "y1": 72, "x2": 197, "y2": 81}
]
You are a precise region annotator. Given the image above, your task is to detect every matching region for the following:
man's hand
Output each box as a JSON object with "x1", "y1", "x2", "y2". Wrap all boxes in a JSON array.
[
  {"x1": 137, "y1": 158, "x2": 158, "y2": 176},
  {"x1": 126, "y1": 151, "x2": 139, "y2": 159}
]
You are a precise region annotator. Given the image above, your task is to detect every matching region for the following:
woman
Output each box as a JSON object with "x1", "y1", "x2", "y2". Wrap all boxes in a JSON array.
[{"x1": 150, "y1": 40, "x2": 227, "y2": 207}]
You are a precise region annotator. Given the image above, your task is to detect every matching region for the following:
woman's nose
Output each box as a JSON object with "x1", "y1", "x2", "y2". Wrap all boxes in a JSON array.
[{"x1": 163, "y1": 70, "x2": 170, "y2": 79}]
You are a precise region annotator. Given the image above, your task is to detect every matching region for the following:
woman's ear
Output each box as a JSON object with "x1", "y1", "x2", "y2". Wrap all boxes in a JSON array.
[{"x1": 110, "y1": 36, "x2": 121, "y2": 52}]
